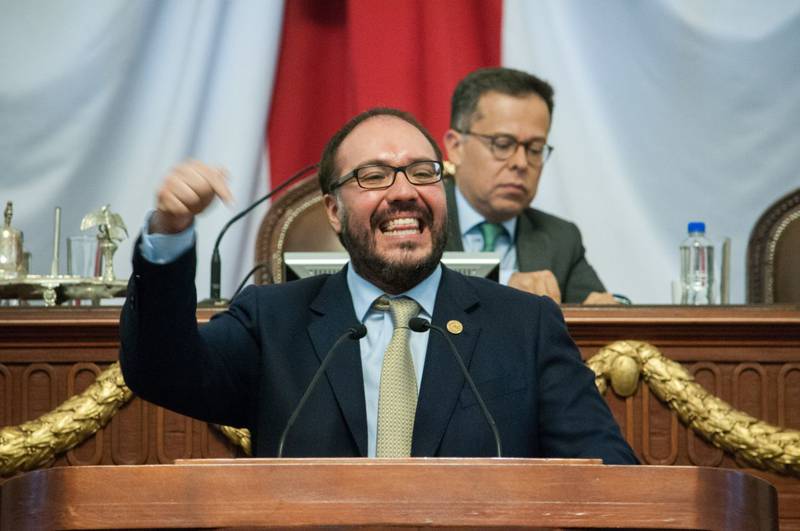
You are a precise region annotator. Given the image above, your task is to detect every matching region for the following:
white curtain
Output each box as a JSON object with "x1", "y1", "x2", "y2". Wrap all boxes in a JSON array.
[
  {"x1": 504, "y1": 0, "x2": 800, "y2": 302},
  {"x1": 4, "y1": 0, "x2": 799, "y2": 305},
  {"x1": 0, "y1": 0, "x2": 284, "y2": 301}
]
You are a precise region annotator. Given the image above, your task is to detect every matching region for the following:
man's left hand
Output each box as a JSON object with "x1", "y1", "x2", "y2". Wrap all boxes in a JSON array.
[{"x1": 582, "y1": 292, "x2": 619, "y2": 305}]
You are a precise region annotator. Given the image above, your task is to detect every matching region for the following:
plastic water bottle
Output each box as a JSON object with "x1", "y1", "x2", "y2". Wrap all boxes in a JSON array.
[{"x1": 680, "y1": 222, "x2": 714, "y2": 305}]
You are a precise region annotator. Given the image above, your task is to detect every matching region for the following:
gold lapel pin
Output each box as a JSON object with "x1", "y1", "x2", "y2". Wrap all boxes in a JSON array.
[{"x1": 446, "y1": 320, "x2": 463, "y2": 335}]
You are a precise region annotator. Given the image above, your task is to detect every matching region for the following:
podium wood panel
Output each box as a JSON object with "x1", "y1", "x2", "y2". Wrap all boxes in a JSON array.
[
  {"x1": 0, "y1": 305, "x2": 798, "y2": 528},
  {"x1": 0, "y1": 459, "x2": 778, "y2": 530}
]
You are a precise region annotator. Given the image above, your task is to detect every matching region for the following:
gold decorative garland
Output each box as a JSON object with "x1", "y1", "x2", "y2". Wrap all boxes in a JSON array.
[
  {"x1": 587, "y1": 340, "x2": 800, "y2": 476},
  {"x1": 1, "y1": 342, "x2": 799, "y2": 477},
  {"x1": 216, "y1": 424, "x2": 252, "y2": 457},
  {"x1": 0, "y1": 363, "x2": 132, "y2": 476}
]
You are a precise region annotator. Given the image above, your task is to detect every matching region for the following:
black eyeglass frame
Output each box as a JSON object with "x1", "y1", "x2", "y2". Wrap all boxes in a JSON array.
[
  {"x1": 329, "y1": 160, "x2": 444, "y2": 191},
  {"x1": 456, "y1": 130, "x2": 554, "y2": 165}
]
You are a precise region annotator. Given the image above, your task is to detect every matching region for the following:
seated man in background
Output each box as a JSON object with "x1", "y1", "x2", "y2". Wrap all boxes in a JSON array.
[
  {"x1": 120, "y1": 107, "x2": 636, "y2": 463},
  {"x1": 444, "y1": 67, "x2": 616, "y2": 304}
]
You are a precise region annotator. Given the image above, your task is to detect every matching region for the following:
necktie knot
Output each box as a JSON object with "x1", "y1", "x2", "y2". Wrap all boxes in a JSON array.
[
  {"x1": 479, "y1": 222, "x2": 505, "y2": 252},
  {"x1": 374, "y1": 296, "x2": 420, "y2": 329}
]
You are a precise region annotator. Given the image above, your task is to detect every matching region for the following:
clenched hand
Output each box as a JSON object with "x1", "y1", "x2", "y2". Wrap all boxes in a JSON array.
[{"x1": 149, "y1": 160, "x2": 233, "y2": 234}]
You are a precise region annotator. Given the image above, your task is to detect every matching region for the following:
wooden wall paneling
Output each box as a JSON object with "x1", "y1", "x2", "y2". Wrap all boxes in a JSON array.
[
  {"x1": 155, "y1": 406, "x2": 193, "y2": 463},
  {"x1": 686, "y1": 362, "x2": 724, "y2": 467},
  {"x1": 111, "y1": 396, "x2": 149, "y2": 465},
  {"x1": 623, "y1": 395, "x2": 635, "y2": 445},
  {"x1": 641, "y1": 384, "x2": 679, "y2": 465},
  {"x1": 778, "y1": 363, "x2": 800, "y2": 428},
  {"x1": 65, "y1": 363, "x2": 103, "y2": 466},
  {"x1": 732, "y1": 363, "x2": 769, "y2": 425},
  {"x1": 21, "y1": 363, "x2": 57, "y2": 422},
  {"x1": 0, "y1": 365, "x2": 10, "y2": 427},
  {"x1": 200, "y1": 420, "x2": 240, "y2": 458}
]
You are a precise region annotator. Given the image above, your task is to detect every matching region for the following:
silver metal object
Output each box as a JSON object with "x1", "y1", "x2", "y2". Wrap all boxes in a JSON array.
[
  {"x1": 0, "y1": 275, "x2": 126, "y2": 306},
  {"x1": 81, "y1": 205, "x2": 128, "y2": 282},
  {"x1": 0, "y1": 204, "x2": 129, "y2": 307},
  {"x1": 50, "y1": 207, "x2": 61, "y2": 277},
  {"x1": 0, "y1": 202, "x2": 24, "y2": 280},
  {"x1": 720, "y1": 237, "x2": 731, "y2": 304}
]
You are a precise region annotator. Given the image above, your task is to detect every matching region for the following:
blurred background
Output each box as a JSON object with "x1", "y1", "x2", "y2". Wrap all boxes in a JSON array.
[{"x1": 1, "y1": 0, "x2": 798, "y2": 303}]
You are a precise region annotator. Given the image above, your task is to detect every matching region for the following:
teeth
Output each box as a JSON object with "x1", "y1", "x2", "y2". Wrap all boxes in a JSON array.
[{"x1": 383, "y1": 218, "x2": 420, "y2": 231}]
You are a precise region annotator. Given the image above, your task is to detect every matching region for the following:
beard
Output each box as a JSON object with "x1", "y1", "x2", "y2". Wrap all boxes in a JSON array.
[{"x1": 339, "y1": 203, "x2": 447, "y2": 294}]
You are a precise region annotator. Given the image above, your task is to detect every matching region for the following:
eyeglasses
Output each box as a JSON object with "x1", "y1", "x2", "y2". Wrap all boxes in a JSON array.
[
  {"x1": 330, "y1": 160, "x2": 443, "y2": 191},
  {"x1": 457, "y1": 130, "x2": 553, "y2": 166}
]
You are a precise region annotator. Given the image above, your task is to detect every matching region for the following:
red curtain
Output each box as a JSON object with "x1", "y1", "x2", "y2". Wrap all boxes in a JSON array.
[{"x1": 267, "y1": 0, "x2": 502, "y2": 188}]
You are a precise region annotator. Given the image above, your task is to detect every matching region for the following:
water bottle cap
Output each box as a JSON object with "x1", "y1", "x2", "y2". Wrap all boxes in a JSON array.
[{"x1": 687, "y1": 221, "x2": 705, "y2": 234}]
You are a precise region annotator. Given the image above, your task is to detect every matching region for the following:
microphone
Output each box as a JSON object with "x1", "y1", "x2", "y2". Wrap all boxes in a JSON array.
[
  {"x1": 204, "y1": 163, "x2": 318, "y2": 305},
  {"x1": 408, "y1": 317, "x2": 503, "y2": 457},
  {"x1": 277, "y1": 324, "x2": 368, "y2": 458}
]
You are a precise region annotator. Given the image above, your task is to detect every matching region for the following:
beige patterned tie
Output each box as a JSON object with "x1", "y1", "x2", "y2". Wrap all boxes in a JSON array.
[{"x1": 374, "y1": 296, "x2": 420, "y2": 457}]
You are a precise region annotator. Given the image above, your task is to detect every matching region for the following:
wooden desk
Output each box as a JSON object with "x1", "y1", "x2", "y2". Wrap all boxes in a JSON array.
[
  {"x1": 1, "y1": 305, "x2": 798, "y2": 527},
  {"x1": 0, "y1": 459, "x2": 779, "y2": 530}
]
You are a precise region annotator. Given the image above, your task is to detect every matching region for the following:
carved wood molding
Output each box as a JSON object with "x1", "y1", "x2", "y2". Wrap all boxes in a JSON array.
[
  {"x1": 588, "y1": 340, "x2": 800, "y2": 476},
  {"x1": 3, "y1": 339, "x2": 799, "y2": 478}
]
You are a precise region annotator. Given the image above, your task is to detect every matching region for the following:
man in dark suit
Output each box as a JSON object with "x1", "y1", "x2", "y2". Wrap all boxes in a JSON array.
[
  {"x1": 120, "y1": 107, "x2": 637, "y2": 463},
  {"x1": 443, "y1": 67, "x2": 615, "y2": 304}
]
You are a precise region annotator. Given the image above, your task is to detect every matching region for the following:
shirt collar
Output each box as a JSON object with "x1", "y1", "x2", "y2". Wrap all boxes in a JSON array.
[
  {"x1": 347, "y1": 262, "x2": 441, "y2": 321},
  {"x1": 454, "y1": 184, "x2": 517, "y2": 239}
]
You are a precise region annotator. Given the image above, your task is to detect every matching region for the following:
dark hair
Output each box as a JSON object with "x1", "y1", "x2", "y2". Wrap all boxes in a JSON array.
[
  {"x1": 450, "y1": 67, "x2": 555, "y2": 131},
  {"x1": 318, "y1": 107, "x2": 443, "y2": 195}
]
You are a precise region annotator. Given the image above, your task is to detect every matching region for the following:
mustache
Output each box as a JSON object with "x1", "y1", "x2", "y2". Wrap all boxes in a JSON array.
[{"x1": 370, "y1": 203, "x2": 433, "y2": 229}]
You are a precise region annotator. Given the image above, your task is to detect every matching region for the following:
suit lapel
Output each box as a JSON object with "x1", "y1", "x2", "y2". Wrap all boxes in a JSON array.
[
  {"x1": 515, "y1": 208, "x2": 553, "y2": 272},
  {"x1": 307, "y1": 269, "x2": 368, "y2": 456},
  {"x1": 412, "y1": 267, "x2": 480, "y2": 456}
]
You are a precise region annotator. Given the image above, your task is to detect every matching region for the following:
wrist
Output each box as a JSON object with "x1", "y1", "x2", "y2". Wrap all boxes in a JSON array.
[{"x1": 149, "y1": 211, "x2": 192, "y2": 235}]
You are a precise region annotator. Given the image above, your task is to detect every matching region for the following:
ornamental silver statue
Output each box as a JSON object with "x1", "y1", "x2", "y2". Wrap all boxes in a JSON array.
[
  {"x1": 80, "y1": 205, "x2": 128, "y2": 282},
  {"x1": 0, "y1": 202, "x2": 24, "y2": 279}
]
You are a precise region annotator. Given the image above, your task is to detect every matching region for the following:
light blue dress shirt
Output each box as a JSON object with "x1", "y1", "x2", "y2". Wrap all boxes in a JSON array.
[
  {"x1": 454, "y1": 187, "x2": 518, "y2": 285},
  {"x1": 345, "y1": 261, "x2": 439, "y2": 457},
  {"x1": 139, "y1": 211, "x2": 441, "y2": 457},
  {"x1": 139, "y1": 210, "x2": 195, "y2": 263}
]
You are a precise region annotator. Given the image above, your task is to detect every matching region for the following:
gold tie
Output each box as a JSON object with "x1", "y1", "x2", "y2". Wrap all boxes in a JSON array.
[{"x1": 375, "y1": 296, "x2": 420, "y2": 457}]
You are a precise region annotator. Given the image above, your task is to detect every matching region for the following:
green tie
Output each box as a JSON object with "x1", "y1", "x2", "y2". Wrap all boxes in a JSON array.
[
  {"x1": 374, "y1": 296, "x2": 420, "y2": 457},
  {"x1": 479, "y1": 222, "x2": 505, "y2": 252}
]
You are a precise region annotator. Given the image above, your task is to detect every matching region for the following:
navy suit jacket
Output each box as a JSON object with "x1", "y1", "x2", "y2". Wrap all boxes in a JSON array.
[{"x1": 120, "y1": 244, "x2": 636, "y2": 463}]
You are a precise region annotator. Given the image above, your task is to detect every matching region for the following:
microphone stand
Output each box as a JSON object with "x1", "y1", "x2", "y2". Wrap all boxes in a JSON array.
[
  {"x1": 200, "y1": 163, "x2": 318, "y2": 306},
  {"x1": 409, "y1": 317, "x2": 503, "y2": 457},
  {"x1": 277, "y1": 325, "x2": 367, "y2": 457}
]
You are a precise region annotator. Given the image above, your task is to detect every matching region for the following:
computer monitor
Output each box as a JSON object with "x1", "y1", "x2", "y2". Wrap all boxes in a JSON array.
[{"x1": 284, "y1": 252, "x2": 500, "y2": 281}]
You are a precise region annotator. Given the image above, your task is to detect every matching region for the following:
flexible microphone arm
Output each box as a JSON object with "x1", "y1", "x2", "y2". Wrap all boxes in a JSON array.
[
  {"x1": 409, "y1": 317, "x2": 503, "y2": 457},
  {"x1": 230, "y1": 262, "x2": 272, "y2": 301},
  {"x1": 277, "y1": 324, "x2": 368, "y2": 458},
  {"x1": 208, "y1": 163, "x2": 318, "y2": 303}
]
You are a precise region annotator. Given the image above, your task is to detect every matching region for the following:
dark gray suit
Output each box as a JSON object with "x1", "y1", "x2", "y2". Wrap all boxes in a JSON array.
[
  {"x1": 444, "y1": 178, "x2": 605, "y2": 303},
  {"x1": 120, "y1": 244, "x2": 636, "y2": 463}
]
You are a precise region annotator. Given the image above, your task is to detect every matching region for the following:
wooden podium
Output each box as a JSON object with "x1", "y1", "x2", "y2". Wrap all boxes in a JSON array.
[{"x1": 0, "y1": 459, "x2": 777, "y2": 530}]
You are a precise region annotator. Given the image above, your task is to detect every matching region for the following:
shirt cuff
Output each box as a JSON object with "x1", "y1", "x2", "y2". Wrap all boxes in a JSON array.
[{"x1": 139, "y1": 209, "x2": 195, "y2": 264}]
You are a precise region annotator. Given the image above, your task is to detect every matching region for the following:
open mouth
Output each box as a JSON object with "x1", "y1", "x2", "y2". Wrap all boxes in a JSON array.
[{"x1": 380, "y1": 216, "x2": 423, "y2": 236}]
